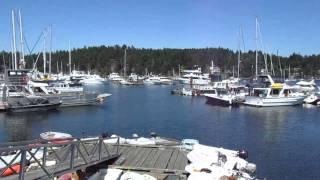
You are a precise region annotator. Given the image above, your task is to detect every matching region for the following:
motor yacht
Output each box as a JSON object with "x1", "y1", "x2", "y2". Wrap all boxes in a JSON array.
[
  {"x1": 108, "y1": 73, "x2": 123, "y2": 81},
  {"x1": 244, "y1": 83, "x2": 305, "y2": 107}
]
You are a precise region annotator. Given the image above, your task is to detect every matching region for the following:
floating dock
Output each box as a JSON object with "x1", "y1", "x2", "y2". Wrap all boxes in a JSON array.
[
  {"x1": 108, "y1": 144, "x2": 189, "y2": 179},
  {"x1": 0, "y1": 137, "x2": 189, "y2": 180}
]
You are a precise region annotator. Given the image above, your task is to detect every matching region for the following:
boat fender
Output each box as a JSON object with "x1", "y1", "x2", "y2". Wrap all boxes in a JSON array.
[
  {"x1": 200, "y1": 168, "x2": 211, "y2": 173},
  {"x1": 245, "y1": 163, "x2": 257, "y2": 174},
  {"x1": 238, "y1": 149, "x2": 248, "y2": 159}
]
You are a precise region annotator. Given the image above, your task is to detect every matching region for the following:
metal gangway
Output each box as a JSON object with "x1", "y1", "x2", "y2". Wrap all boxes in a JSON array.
[{"x1": 0, "y1": 136, "x2": 120, "y2": 179}]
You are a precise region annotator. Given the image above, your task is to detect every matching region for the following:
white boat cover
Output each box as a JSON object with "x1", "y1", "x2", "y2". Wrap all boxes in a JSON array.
[
  {"x1": 103, "y1": 135, "x2": 126, "y2": 144},
  {"x1": 104, "y1": 169, "x2": 123, "y2": 180},
  {"x1": 186, "y1": 164, "x2": 232, "y2": 180},
  {"x1": 126, "y1": 137, "x2": 156, "y2": 145},
  {"x1": 120, "y1": 172, "x2": 156, "y2": 180},
  {"x1": 40, "y1": 132, "x2": 72, "y2": 140}
]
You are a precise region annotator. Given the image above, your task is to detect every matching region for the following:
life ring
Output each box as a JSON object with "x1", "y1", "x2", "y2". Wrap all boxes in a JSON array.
[{"x1": 1, "y1": 164, "x2": 21, "y2": 176}]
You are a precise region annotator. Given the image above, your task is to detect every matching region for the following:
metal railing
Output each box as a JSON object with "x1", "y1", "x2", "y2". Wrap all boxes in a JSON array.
[{"x1": 0, "y1": 136, "x2": 120, "y2": 180}]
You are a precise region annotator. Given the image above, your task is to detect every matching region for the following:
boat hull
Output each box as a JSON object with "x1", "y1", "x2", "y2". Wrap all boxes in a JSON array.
[
  {"x1": 204, "y1": 94, "x2": 234, "y2": 106},
  {"x1": 244, "y1": 96, "x2": 304, "y2": 107},
  {"x1": 7, "y1": 103, "x2": 61, "y2": 113}
]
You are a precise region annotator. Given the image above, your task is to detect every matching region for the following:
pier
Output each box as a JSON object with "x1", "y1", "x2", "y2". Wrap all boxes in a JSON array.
[
  {"x1": 109, "y1": 144, "x2": 189, "y2": 179},
  {"x1": 0, "y1": 136, "x2": 191, "y2": 179},
  {"x1": 0, "y1": 137, "x2": 120, "y2": 179}
]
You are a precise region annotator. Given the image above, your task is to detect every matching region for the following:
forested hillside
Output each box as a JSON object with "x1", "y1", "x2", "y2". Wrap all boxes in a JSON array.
[{"x1": 1, "y1": 45, "x2": 320, "y2": 78}]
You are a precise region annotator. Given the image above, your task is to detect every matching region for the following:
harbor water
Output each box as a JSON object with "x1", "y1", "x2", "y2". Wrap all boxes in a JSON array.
[{"x1": 0, "y1": 83, "x2": 320, "y2": 179}]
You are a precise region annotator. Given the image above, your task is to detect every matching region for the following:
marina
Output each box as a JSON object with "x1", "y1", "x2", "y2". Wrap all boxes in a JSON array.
[
  {"x1": 1, "y1": 1, "x2": 320, "y2": 179},
  {"x1": 0, "y1": 84, "x2": 319, "y2": 179}
]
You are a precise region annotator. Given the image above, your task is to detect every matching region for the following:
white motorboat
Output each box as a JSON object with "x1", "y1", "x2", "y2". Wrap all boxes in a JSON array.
[
  {"x1": 81, "y1": 75, "x2": 105, "y2": 85},
  {"x1": 159, "y1": 76, "x2": 172, "y2": 85},
  {"x1": 181, "y1": 87, "x2": 194, "y2": 96},
  {"x1": 303, "y1": 93, "x2": 320, "y2": 105},
  {"x1": 177, "y1": 67, "x2": 211, "y2": 85},
  {"x1": 108, "y1": 73, "x2": 123, "y2": 81},
  {"x1": 47, "y1": 81, "x2": 83, "y2": 93},
  {"x1": 40, "y1": 131, "x2": 73, "y2": 144},
  {"x1": 244, "y1": 83, "x2": 305, "y2": 107},
  {"x1": 294, "y1": 80, "x2": 318, "y2": 93},
  {"x1": 119, "y1": 79, "x2": 134, "y2": 85},
  {"x1": 204, "y1": 89, "x2": 238, "y2": 106},
  {"x1": 143, "y1": 76, "x2": 161, "y2": 85}
]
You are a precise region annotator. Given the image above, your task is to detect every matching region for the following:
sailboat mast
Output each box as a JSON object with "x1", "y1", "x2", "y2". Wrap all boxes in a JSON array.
[
  {"x1": 57, "y1": 61, "x2": 59, "y2": 73},
  {"x1": 288, "y1": 65, "x2": 291, "y2": 79},
  {"x1": 69, "y1": 41, "x2": 71, "y2": 75},
  {"x1": 10, "y1": 38, "x2": 14, "y2": 69},
  {"x1": 43, "y1": 32, "x2": 46, "y2": 74},
  {"x1": 11, "y1": 10, "x2": 17, "y2": 70},
  {"x1": 270, "y1": 53, "x2": 275, "y2": 76},
  {"x1": 237, "y1": 26, "x2": 241, "y2": 79},
  {"x1": 277, "y1": 50, "x2": 282, "y2": 78},
  {"x1": 60, "y1": 61, "x2": 63, "y2": 75},
  {"x1": 49, "y1": 25, "x2": 52, "y2": 75},
  {"x1": 255, "y1": 17, "x2": 258, "y2": 78},
  {"x1": 18, "y1": 9, "x2": 25, "y2": 69},
  {"x1": 124, "y1": 48, "x2": 127, "y2": 77}
]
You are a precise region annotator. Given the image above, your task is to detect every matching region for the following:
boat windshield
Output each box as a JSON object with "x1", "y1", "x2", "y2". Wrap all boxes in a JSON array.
[
  {"x1": 217, "y1": 89, "x2": 228, "y2": 95},
  {"x1": 253, "y1": 89, "x2": 268, "y2": 97}
]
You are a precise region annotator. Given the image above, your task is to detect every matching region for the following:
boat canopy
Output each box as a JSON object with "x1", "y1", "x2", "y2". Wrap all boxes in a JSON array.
[{"x1": 271, "y1": 83, "x2": 283, "y2": 89}]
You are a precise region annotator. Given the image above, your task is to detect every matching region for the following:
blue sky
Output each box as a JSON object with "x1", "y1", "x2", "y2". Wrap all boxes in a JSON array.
[{"x1": 0, "y1": 0, "x2": 319, "y2": 56}]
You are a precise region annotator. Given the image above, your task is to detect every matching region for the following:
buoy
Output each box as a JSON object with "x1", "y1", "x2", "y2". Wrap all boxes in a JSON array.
[{"x1": 1, "y1": 164, "x2": 21, "y2": 176}]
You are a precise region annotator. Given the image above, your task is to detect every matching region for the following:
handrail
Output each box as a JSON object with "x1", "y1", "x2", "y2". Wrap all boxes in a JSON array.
[{"x1": 0, "y1": 136, "x2": 120, "y2": 180}]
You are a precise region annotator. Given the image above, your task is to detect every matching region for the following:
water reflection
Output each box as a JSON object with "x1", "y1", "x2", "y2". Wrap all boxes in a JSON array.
[{"x1": 0, "y1": 84, "x2": 319, "y2": 179}]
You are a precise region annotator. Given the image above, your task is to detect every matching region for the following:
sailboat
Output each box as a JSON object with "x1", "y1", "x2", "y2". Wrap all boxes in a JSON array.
[{"x1": 119, "y1": 48, "x2": 134, "y2": 85}]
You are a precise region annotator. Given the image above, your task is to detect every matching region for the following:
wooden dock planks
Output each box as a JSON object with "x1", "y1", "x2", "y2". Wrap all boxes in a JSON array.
[
  {"x1": 111, "y1": 145, "x2": 189, "y2": 173},
  {"x1": 166, "y1": 148, "x2": 180, "y2": 169},
  {"x1": 154, "y1": 148, "x2": 174, "y2": 169}
]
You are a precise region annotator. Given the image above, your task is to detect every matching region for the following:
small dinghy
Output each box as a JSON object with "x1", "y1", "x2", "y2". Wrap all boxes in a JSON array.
[{"x1": 40, "y1": 131, "x2": 73, "y2": 144}]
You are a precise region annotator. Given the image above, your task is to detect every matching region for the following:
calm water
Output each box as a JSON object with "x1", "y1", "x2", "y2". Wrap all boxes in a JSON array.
[{"x1": 1, "y1": 83, "x2": 320, "y2": 179}]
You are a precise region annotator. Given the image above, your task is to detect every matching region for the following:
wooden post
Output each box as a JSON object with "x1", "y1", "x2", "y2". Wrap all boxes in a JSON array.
[{"x1": 19, "y1": 149, "x2": 26, "y2": 180}]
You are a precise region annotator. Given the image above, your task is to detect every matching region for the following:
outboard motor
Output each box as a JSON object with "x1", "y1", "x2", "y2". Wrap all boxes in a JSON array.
[
  {"x1": 150, "y1": 132, "x2": 157, "y2": 138},
  {"x1": 238, "y1": 149, "x2": 249, "y2": 160},
  {"x1": 245, "y1": 163, "x2": 257, "y2": 174},
  {"x1": 101, "y1": 132, "x2": 109, "y2": 138}
]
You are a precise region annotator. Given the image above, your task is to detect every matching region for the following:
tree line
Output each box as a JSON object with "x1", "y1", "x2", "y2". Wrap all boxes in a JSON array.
[{"x1": 1, "y1": 45, "x2": 320, "y2": 78}]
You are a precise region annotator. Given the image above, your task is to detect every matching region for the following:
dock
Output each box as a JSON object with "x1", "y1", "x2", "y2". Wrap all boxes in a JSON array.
[
  {"x1": 108, "y1": 144, "x2": 189, "y2": 179},
  {"x1": 0, "y1": 137, "x2": 191, "y2": 180},
  {"x1": 0, "y1": 137, "x2": 120, "y2": 180}
]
